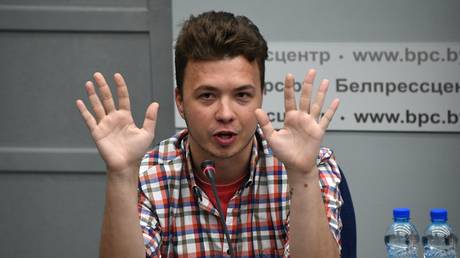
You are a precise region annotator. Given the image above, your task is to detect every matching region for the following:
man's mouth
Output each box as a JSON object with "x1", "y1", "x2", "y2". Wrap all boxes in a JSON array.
[
  {"x1": 213, "y1": 131, "x2": 237, "y2": 146},
  {"x1": 217, "y1": 132, "x2": 234, "y2": 138}
]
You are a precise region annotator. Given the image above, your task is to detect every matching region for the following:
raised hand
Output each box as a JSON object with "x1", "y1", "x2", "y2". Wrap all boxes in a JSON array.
[
  {"x1": 255, "y1": 69, "x2": 339, "y2": 179},
  {"x1": 76, "y1": 72, "x2": 159, "y2": 173}
]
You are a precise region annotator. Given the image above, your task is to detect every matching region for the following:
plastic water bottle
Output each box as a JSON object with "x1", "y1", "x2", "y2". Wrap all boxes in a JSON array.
[
  {"x1": 385, "y1": 207, "x2": 420, "y2": 258},
  {"x1": 422, "y1": 208, "x2": 457, "y2": 258}
]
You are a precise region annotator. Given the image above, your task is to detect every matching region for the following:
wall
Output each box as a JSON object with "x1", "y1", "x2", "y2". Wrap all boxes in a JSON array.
[{"x1": 0, "y1": 1, "x2": 173, "y2": 257}]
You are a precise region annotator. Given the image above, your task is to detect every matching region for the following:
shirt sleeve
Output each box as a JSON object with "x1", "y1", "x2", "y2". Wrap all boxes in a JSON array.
[
  {"x1": 317, "y1": 147, "x2": 343, "y2": 247},
  {"x1": 138, "y1": 152, "x2": 164, "y2": 258},
  {"x1": 138, "y1": 188, "x2": 162, "y2": 257}
]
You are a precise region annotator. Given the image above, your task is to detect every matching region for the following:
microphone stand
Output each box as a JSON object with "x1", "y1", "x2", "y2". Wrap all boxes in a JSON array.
[{"x1": 201, "y1": 160, "x2": 236, "y2": 258}]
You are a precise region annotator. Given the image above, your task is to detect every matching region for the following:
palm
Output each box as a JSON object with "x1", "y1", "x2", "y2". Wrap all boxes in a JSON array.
[
  {"x1": 266, "y1": 110, "x2": 324, "y2": 170},
  {"x1": 256, "y1": 70, "x2": 339, "y2": 173},
  {"x1": 91, "y1": 110, "x2": 154, "y2": 171},
  {"x1": 76, "y1": 73, "x2": 158, "y2": 172}
]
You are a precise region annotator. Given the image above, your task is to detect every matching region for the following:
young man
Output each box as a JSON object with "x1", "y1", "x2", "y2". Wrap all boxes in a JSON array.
[{"x1": 76, "y1": 11, "x2": 342, "y2": 258}]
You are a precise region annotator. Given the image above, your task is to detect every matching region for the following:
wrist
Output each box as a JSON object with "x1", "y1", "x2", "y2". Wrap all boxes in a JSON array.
[
  {"x1": 107, "y1": 165, "x2": 140, "y2": 185},
  {"x1": 287, "y1": 166, "x2": 319, "y2": 187}
]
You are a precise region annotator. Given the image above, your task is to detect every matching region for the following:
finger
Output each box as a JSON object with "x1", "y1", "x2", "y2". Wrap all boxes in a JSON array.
[
  {"x1": 75, "y1": 99, "x2": 97, "y2": 132},
  {"x1": 299, "y1": 69, "x2": 316, "y2": 113},
  {"x1": 114, "y1": 73, "x2": 131, "y2": 111},
  {"x1": 85, "y1": 81, "x2": 106, "y2": 122},
  {"x1": 319, "y1": 98, "x2": 340, "y2": 130},
  {"x1": 284, "y1": 74, "x2": 297, "y2": 112},
  {"x1": 93, "y1": 72, "x2": 116, "y2": 113},
  {"x1": 142, "y1": 102, "x2": 159, "y2": 136},
  {"x1": 310, "y1": 79, "x2": 329, "y2": 119},
  {"x1": 255, "y1": 108, "x2": 275, "y2": 141}
]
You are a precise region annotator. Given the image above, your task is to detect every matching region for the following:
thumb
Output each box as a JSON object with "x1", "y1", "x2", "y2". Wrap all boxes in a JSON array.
[
  {"x1": 255, "y1": 108, "x2": 274, "y2": 141},
  {"x1": 142, "y1": 102, "x2": 159, "y2": 136}
]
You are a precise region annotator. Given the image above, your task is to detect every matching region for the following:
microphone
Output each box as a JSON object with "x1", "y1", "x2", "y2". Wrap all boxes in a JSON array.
[
  {"x1": 200, "y1": 160, "x2": 235, "y2": 257},
  {"x1": 200, "y1": 160, "x2": 216, "y2": 182}
]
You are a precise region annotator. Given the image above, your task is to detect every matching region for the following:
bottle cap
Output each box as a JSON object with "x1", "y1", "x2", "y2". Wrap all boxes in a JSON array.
[
  {"x1": 430, "y1": 208, "x2": 448, "y2": 222},
  {"x1": 393, "y1": 207, "x2": 410, "y2": 219}
]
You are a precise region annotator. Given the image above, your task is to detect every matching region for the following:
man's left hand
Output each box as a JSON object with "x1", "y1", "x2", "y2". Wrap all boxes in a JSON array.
[{"x1": 255, "y1": 69, "x2": 339, "y2": 181}]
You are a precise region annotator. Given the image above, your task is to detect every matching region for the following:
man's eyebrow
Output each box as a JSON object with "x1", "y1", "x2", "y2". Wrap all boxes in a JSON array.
[
  {"x1": 194, "y1": 85, "x2": 217, "y2": 92},
  {"x1": 234, "y1": 85, "x2": 256, "y2": 91},
  {"x1": 194, "y1": 84, "x2": 257, "y2": 91}
]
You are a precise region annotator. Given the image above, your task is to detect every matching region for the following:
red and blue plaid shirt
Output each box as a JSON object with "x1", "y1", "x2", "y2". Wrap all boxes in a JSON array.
[{"x1": 138, "y1": 128, "x2": 343, "y2": 257}]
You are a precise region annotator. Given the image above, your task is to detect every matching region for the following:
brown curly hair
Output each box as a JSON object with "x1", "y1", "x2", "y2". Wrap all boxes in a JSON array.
[{"x1": 174, "y1": 11, "x2": 268, "y2": 95}]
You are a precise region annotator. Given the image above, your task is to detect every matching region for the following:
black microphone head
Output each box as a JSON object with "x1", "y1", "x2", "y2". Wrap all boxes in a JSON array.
[
  {"x1": 201, "y1": 160, "x2": 216, "y2": 180},
  {"x1": 200, "y1": 160, "x2": 215, "y2": 171}
]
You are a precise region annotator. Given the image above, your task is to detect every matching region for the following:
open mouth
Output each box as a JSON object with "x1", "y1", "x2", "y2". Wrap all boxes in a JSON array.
[
  {"x1": 213, "y1": 131, "x2": 237, "y2": 145},
  {"x1": 217, "y1": 132, "x2": 234, "y2": 138}
]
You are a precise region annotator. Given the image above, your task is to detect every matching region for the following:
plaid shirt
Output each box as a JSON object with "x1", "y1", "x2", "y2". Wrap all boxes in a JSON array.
[{"x1": 138, "y1": 128, "x2": 343, "y2": 257}]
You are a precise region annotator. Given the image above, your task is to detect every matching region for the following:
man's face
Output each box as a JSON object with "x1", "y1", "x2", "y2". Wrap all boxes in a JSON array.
[{"x1": 176, "y1": 56, "x2": 263, "y2": 163}]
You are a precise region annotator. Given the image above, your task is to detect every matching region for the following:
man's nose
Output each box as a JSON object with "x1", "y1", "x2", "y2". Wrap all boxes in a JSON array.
[{"x1": 215, "y1": 98, "x2": 235, "y2": 123}]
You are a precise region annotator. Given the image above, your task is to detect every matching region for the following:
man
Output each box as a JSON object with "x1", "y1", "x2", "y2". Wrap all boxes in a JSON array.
[{"x1": 76, "y1": 11, "x2": 342, "y2": 257}]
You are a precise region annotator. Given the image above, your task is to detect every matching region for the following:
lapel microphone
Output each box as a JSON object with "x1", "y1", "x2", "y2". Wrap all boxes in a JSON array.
[{"x1": 200, "y1": 160, "x2": 235, "y2": 257}]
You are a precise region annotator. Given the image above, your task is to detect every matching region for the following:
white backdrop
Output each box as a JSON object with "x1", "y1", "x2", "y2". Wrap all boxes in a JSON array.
[{"x1": 176, "y1": 42, "x2": 460, "y2": 132}]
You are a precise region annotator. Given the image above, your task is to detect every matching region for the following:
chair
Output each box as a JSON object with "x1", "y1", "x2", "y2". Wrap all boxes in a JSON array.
[{"x1": 339, "y1": 167, "x2": 357, "y2": 258}]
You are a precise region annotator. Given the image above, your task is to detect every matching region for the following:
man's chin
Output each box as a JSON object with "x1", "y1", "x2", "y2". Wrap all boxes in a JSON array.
[
  {"x1": 208, "y1": 149, "x2": 238, "y2": 160},
  {"x1": 208, "y1": 141, "x2": 252, "y2": 161}
]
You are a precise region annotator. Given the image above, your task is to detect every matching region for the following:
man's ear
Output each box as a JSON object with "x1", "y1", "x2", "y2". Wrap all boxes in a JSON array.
[{"x1": 175, "y1": 87, "x2": 185, "y2": 119}]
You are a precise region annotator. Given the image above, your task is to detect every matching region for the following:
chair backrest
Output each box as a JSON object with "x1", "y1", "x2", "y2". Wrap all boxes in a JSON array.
[{"x1": 339, "y1": 167, "x2": 357, "y2": 258}]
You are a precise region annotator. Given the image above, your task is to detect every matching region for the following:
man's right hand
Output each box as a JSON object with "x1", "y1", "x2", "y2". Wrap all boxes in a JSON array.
[{"x1": 76, "y1": 72, "x2": 159, "y2": 175}]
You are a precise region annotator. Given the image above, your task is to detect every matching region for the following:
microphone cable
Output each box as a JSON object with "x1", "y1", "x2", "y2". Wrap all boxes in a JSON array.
[{"x1": 201, "y1": 160, "x2": 236, "y2": 258}]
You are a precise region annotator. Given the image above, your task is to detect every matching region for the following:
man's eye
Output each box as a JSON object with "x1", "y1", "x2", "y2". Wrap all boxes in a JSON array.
[
  {"x1": 236, "y1": 92, "x2": 251, "y2": 99},
  {"x1": 199, "y1": 93, "x2": 214, "y2": 100}
]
